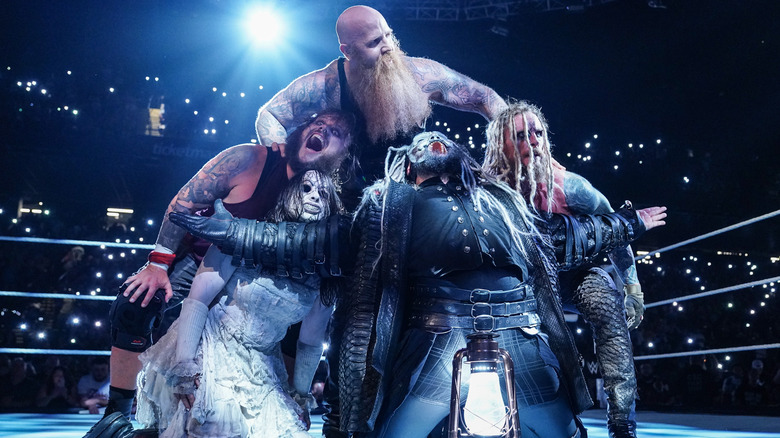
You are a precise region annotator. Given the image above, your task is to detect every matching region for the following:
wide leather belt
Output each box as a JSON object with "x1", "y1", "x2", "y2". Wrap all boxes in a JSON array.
[
  {"x1": 410, "y1": 297, "x2": 537, "y2": 317},
  {"x1": 407, "y1": 284, "x2": 539, "y2": 333},
  {"x1": 408, "y1": 312, "x2": 541, "y2": 332},
  {"x1": 411, "y1": 284, "x2": 529, "y2": 303}
]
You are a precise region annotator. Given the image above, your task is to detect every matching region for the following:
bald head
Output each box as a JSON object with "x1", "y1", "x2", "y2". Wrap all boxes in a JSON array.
[{"x1": 336, "y1": 5, "x2": 387, "y2": 45}]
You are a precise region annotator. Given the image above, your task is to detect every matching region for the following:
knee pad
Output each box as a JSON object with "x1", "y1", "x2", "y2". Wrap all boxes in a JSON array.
[
  {"x1": 109, "y1": 284, "x2": 167, "y2": 352},
  {"x1": 574, "y1": 268, "x2": 625, "y2": 329}
]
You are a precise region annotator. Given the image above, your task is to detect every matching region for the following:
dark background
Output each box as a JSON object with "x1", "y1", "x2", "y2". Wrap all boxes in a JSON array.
[
  {"x1": 1, "y1": 0, "x2": 778, "y2": 254},
  {"x1": 1, "y1": 1, "x2": 779, "y2": 415}
]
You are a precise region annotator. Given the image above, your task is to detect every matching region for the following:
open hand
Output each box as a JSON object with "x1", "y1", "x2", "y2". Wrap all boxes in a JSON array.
[
  {"x1": 123, "y1": 265, "x2": 172, "y2": 306},
  {"x1": 174, "y1": 375, "x2": 200, "y2": 412},
  {"x1": 637, "y1": 206, "x2": 667, "y2": 231}
]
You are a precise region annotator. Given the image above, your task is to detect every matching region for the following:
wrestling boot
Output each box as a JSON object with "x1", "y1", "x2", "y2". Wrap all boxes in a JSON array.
[
  {"x1": 82, "y1": 412, "x2": 135, "y2": 438},
  {"x1": 608, "y1": 419, "x2": 637, "y2": 438},
  {"x1": 82, "y1": 409, "x2": 159, "y2": 438},
  {"x1": 573, "y1": 269, "x2": 638, "y2": 438}
]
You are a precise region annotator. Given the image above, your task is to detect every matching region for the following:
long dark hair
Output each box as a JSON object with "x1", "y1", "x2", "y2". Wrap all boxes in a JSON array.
[
  {"x1": 267, "y1": 170, "x2": 344, "y2": 222},
  {"x1": 285, "y1": 109, "x2": 358, "y2": 182},
  {"x1": 268, "y1": 170, "x2": 345, "y2": 306}
]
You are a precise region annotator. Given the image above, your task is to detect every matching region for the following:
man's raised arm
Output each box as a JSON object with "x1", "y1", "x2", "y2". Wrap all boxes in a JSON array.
[
  {"x1": 255, "y1": 66, "x2": 339, "y2": 148},
  {"x1": 408, "y1": 57, "x2": 507, "y2": 120}
]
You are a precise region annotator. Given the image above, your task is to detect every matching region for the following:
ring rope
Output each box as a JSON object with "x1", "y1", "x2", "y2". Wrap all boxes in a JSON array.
[
  {"x1": 6, "y1": 343, "x2": 777, "y2": 360},
  {"x1": 634, "y1": 343, "x2": 780, "y2": 361},
  {"x1": 634, "y1": 208, "x2": 780, "y2": 260},
  {"x1": 0, "y1": 235, "x2": 154, "y2": 249},
  {"x1": 645, "y1": 275, "x2": 780, "y2": 309},
  {"x1": 0, "y1": 348, "x2": 110, "y2": 356},
  {"x1": 2, "y1": 215, "x2": 776, "y2": 362},
  {"x1": 0, "y1": 291, "x2": 115, "y2": 301}
]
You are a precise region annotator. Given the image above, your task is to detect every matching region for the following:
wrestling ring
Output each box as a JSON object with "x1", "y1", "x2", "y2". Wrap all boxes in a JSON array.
[{"x1": 1, "y1": 209, "x2": 779, "y2": 437}]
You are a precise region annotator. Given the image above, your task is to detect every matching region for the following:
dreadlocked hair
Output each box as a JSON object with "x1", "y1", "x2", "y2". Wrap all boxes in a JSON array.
[
  {"x1": 470, "y1": 154, "x2": 544, "y2": 257},
  {"x1": 483, "y1": 99, "x2": 556, "y2": 214}
]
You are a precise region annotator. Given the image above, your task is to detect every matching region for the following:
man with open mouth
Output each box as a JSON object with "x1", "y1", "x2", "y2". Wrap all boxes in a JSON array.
[
  {"x1": 83, "y1": 110, "x2": 355, "y2": 438},
  {"x1": 168, "y1": 131, "x2": 667, "y2": 438}
]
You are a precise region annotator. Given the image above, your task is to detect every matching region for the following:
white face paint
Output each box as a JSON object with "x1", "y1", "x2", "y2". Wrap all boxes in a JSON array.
[
  {"x1": 507, "y1": 112, "x2": 546, "y2": 167},
  {"x1": 299, "y1": 170, "x2": 328, "y2": 222}
]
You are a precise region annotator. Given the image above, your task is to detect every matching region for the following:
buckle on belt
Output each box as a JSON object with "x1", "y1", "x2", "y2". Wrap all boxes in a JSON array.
[
  {"x1": 516, "y1": 284, "x2": 527, "y2": 300},
  {"x1": 470, "y1": 288, "x2": 491, "y2": 303},
  {"x1": 471, "y1": 302, "x2": 492, "y2": 318},
  {"x1": 473, "y1": 314, "x2": 495, "y2": 332}
]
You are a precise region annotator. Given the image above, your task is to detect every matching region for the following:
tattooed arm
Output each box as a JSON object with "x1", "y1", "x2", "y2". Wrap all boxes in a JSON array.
[
  {"x1": 255, "y1": 62, "x2": 341, "y2": 150},
  {"x1": 408, "y1": 56, "x2": 507, "y2": 120},
  {"x1": 562, "y1": 171, "x2": 640, "y2": 287},
  {"x1": 122, "y1": 144, "x2": 262, "y2": 306}
]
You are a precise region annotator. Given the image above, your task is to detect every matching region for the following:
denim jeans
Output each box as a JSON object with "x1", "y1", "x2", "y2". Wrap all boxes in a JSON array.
[{"x1": 374, "y1": 328, "x2": 579, "y2": 438}]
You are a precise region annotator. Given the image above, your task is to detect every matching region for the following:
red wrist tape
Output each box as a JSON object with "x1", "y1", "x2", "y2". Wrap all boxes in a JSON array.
[{"x1": 148, "y1": 251, "x2": 176, "y2": 266}]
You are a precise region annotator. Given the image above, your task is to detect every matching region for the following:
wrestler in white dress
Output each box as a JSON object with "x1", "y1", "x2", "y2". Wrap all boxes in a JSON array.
[
  {"x1": 136, "y1": 170, "x2": 339, "y2": 437},
  {"x1": 137, "y1": 269, "x2": 322, "y2": 438}
]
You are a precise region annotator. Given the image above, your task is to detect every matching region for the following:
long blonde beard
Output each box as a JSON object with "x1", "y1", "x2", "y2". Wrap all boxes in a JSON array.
[
  {"x1": 351, "y1": 51, "x2": 432, "y2": 144},
  {"x1": 519, "y1": 152, "x2": 553, "y2": 213}
]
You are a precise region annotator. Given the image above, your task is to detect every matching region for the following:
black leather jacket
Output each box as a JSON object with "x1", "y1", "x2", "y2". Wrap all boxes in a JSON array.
[{"x1": 337, "y1": 178, "x2": 646, "y2": 433}]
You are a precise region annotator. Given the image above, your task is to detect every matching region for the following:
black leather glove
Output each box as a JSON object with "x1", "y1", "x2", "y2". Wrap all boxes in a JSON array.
[
  {"x1": 169, "y1": 199, "x2": 240, "y2": 253},
  {"x1": 549, "y1": 202, "x2": 646, "y2": 271},
  {"x1": 171, "y1": 199, "x2": 349, "y2": 277}
]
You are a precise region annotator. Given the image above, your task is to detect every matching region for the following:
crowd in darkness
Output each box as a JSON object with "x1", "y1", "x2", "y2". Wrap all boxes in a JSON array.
[{"x1": 2, "y1": 66, "x2": 779, "y2": 416}]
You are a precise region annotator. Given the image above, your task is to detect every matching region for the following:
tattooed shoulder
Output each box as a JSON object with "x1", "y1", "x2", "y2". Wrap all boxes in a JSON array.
[
  {"x1": 266, "y1": 64, "x2": 340, "y2": 129},
  {"x1": 563, "y1": 171, "x2": 612, "y2": 214},
  {"x1": 208, "y1": 145, "x2": 258, "y2": 177},
  {"x1": 179, "y1": 145, "x2": 259, "y2": 206}
]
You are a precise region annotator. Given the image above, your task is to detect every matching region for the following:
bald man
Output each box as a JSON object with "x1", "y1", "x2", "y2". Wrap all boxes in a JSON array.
[
  {"x1": 255, "y1": 7, "x2": 506, "y2": 436},
  {"x1": 257, "y1": 5, "x2": 506, "y2": 202}
]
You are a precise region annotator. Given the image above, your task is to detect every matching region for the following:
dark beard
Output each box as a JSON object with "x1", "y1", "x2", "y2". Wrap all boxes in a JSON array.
[
  {"x1": 286, "y1": 128, "x2": 343, "y2": 175},
  {"x1": 411, "y1": 146, "x2": 467, "y2": 179}
]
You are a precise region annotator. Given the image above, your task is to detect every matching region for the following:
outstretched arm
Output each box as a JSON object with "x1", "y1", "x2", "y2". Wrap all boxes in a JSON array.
[
  {"x1": 169, "y1": 200, "x2": 352, "y2": 278},
  {"x1": 560, "y1": 171, "x2": 666, "y2": 328},
  {"x1": 122, "y1": 144, "x2": 260, "y2": 306},
  {"x1": 408, "y1": 57, "x2": 507, "y2": 120},
  {"x1": 548, "y1": 204, "x2": 666, "y2": 271},
  {"x1": 255, "y1": 65, "x2": 339, "y2": 148},
  {"x1": 562, "y1": 171, "x2": 640, "y2": 286}
]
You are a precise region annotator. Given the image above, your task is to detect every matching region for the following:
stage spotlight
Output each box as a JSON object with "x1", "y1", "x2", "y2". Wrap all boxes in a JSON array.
[{"x1": 244, "y1": 5, "x2": 285, "y2": 47}]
